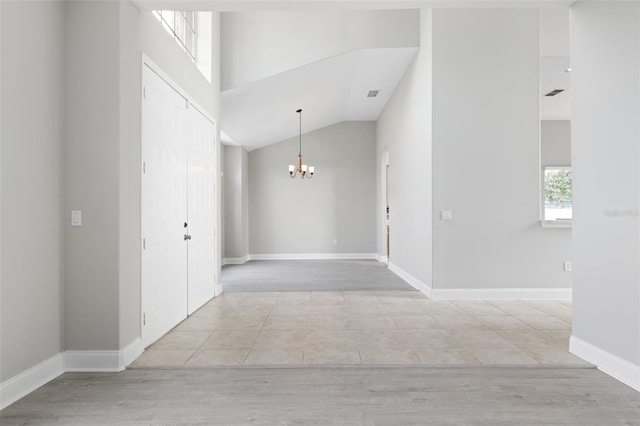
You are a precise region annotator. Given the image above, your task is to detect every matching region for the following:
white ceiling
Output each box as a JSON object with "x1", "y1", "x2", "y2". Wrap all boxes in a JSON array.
[
  {"x1": 221, "y1": 47, "x2": 418, "y2": 150},
  {"x1": 134, "y1": 1, "x2": 575, "y2": 12}
]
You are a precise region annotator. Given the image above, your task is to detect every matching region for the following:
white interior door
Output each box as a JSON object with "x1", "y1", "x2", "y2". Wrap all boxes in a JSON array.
[
  {"x1": 141, "y1": 65, "x2": 189, "y2": 347},
  {"x1": 186, "y1": 106, "x2": 216, "y2": 314}
]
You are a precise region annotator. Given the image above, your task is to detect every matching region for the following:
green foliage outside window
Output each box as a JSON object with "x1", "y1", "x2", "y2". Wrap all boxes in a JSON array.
[{"x1": 545, "y1": 169, "x2": 572, "y2": 205}]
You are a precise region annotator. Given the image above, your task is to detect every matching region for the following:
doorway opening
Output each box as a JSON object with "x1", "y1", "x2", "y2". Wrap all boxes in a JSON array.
[{"x1": 383, "y1": 151, "x2": 390, "y2": 264}]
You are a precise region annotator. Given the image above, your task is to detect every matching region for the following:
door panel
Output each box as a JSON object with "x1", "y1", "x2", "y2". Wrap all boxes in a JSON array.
[
  {"x1": 141, "y1": 66, "x2": 189, "y2": 347},
  {"x1": 187, "y1": 106, "x2": 216, "y2": 314}
]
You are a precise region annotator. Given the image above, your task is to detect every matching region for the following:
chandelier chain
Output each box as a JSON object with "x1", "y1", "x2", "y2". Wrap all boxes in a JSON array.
[{"x1": 298, "y1": 109, "x2": 302, "y2": 156}]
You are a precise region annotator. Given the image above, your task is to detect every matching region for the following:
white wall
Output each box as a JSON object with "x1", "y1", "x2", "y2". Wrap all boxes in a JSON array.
[
  {"x1": 0, "y1": 0, "x2": 65, "y2": 382},
  {"x1": 248, "y1": 121, "x2": 376, "y2": 256},
  {"x1": 431, "y1": 9, "x2": 570, "y2": 293},
  {"x1": 540, "y1": 7, "x2": 570, "y2": 57},
  {"x1": 376, "y1": 10, "x2": 432, "y2": 288},
  {"x1": 223, "y1": 145, "x2": 249, "y2": 260},
  {"x1": 570, "y1": 1, "x2": 640, "y2": 387},
  {"x1": 221, "y1": 9, "x2": 419, "y2": 90}
]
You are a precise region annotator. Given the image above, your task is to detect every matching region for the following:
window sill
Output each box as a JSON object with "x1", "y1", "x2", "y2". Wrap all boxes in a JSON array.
[{"x1": 540, "y1": 220, "x2": 572, "y2": 229}]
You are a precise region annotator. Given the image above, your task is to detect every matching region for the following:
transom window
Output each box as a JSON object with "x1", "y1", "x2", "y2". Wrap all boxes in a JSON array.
[{"x1": 153, "y1": 11, "x2": 197, "y2": 62}]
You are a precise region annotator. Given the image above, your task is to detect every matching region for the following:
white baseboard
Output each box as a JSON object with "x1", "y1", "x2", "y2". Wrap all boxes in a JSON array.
[
  {"x1": 1, "y1": 338, "x2": 145, "y2": 409},
  {"x1": 387, "y1": 261, "x2": 432, "y2": 297},
  {"x1": 65, "y1": 338, "x2": 144, "y2": 372},
  {"x1": 385, "y1": 264, "x2": 572, "y2": 302},
  {"x1": 0, "y1": 353, "x2": 65, "y2": 410},
  {"x1": 430, "y1": 287, "x2": 572, "y2": 301},
  {"x1": 214, "y1": 283, "x2": 223, "y2": 297},
  {"x1": 119, "y1": 338, "x2": 144, "y2": 370},
  {"x1": 376, "y1": 254, "x2": 388, "y2": 264},
  {"x1": 570, "y1": 335, "x2": 640, "y2": 392},
  {"x1": 223, "y1": 255, "x2": 249, "y2": 265},
  {"x1": 64, "y1": 350, "x2": 123, "y2": 372},
  {"x1": 248, "y1": 253, "x2": 378, "y2": 261}
]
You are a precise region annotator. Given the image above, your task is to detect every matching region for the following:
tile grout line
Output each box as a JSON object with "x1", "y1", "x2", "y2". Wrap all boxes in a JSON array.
[{"x1": 137, "y1": 289, "x2": 574, "y2": 369}]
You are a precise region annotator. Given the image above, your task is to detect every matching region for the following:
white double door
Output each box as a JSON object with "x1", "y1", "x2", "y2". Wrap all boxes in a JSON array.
[{"x1": 141, "y1": 64, "x2": 217, "y2": 348}]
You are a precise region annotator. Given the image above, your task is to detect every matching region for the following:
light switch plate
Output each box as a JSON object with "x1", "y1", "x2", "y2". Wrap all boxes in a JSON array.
[
  {"x1": 71, "y1": 210, "x2": 82, "y2": 227},
  {"x1": 441, "y1": 210, "x2": 452, "y2": 221}
]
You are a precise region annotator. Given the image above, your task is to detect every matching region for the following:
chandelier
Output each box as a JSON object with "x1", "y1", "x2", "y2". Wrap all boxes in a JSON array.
[{"x1": 288, "y1": 109, "x2": 315, "y2": 179}]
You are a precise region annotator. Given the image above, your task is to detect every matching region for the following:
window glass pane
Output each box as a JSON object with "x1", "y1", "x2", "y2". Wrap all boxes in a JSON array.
[
  {"x1": 175, "y1": 13, "x2": 185, "y2": 46},
  {"x1": 185, "y1": 11, "x2": 194, "y2": 30},
  {"x1": 544, "y1": 168, "x2": 572, "y2": 221},
  {"x1": 185, "y1": 28, "x2": 194, "y2": 58},
  {"x1": 154, "y1": 10, "x2": 198, "y2": 64},
  {"x1": 191, "y1": 13, "x2": 198, "y2": 58},
  {"x1": 161, "y1": 10, "x2": 174, "y2": 32},
  {"x1": 161, "y1": 19, "x2": 172, "y2": 35}
]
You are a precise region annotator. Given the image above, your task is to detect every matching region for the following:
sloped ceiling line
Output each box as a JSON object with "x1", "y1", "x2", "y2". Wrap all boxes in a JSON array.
[{"x1": 221, "y1": 47, "x2": 419, "y2": 150}]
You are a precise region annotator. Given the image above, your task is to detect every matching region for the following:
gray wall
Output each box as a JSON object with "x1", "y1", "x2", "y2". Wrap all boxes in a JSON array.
[
  {"x1": 432, "y1": 9, "x2": 570, "y2": 291},
  {"x1": 0, "y1": 0, "x2": 65, "y2": 382},
  {"x1": 249, "y1": 121, "x2": 376, "y2": 255},
  {"x1": 376, "y1": 9, "x2": 433, "y2": 286},
  {"x1": 64, "y1": 0, "x2": 121, "y2": 351},
  {"x1": 63, "y1": 2, "x2": 221, "y2": 352},
  {"x1": 541, "y1": 120, "x2": 571, "y2": 166},
  {"x1": 223, "y1": 145, "x2": 249, "y2": 260},
  {"x1": 1, "y1": 0, "x2": 221, "y2": 382},
  {"x1": 118, "y1": 0, "x2": 143, "y2": 349},
  {"x1": 571, "y1": 1, "x2": 640, "y2": 369},
  {"x1": 540, "y1": 119, "x2": 572, "y2": 281}
]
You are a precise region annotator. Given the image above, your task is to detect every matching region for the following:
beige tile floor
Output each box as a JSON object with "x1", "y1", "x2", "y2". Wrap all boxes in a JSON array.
[{"x1": 130, "y1": 291, "x2": 588, "y2": 368}]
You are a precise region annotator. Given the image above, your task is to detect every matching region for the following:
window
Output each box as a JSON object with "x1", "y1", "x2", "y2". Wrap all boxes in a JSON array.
[
  {"x1": 543, "y1": 166, "x2": 572, "y2": 223},
  {"x1": 152, "y1": 10, "x2": 212, "y2": 82},
  {"x1": 153, "y1": 11, "x2": 198, "y2": 62}
]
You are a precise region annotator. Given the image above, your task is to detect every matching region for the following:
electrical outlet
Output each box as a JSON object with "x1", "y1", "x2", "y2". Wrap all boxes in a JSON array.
[
  {"x1": 71, "y1": 210, "x2": 82, "y2": 226},
  {"x1": 441, "y1": 210, "x2": 452, "y2": 221},
  {"x1": 333, "y1": 239, "x2": 337, "y2": 245},
  {"x1": 564, "y1": 261, "x2": 572, "y2": 272}
]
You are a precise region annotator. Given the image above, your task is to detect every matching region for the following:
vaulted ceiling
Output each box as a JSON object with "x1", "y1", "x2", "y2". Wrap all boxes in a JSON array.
[
  {"x1": 221, "y1": 47, "x2": 418, "y2": 150},
  {"x1": 134, "y1": 0, "x2": 572, "y2": 150}
]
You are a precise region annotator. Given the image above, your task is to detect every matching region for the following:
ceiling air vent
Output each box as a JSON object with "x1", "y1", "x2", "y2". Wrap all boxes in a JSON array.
[
  {"x1": 367, "y1": 90, "x2": 379, "y2": 98},
  {"x1": 545, "y1": 89, "x2": 565, "y2": 97}
]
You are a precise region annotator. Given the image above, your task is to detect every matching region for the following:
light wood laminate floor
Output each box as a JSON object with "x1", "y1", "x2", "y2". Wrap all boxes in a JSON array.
[
  {"x1": 5, "y1": 261, "x2": 632, "y2": 424},
  {"x1": 2, "y1": 367, "x2": 639, "y2": 425}
]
